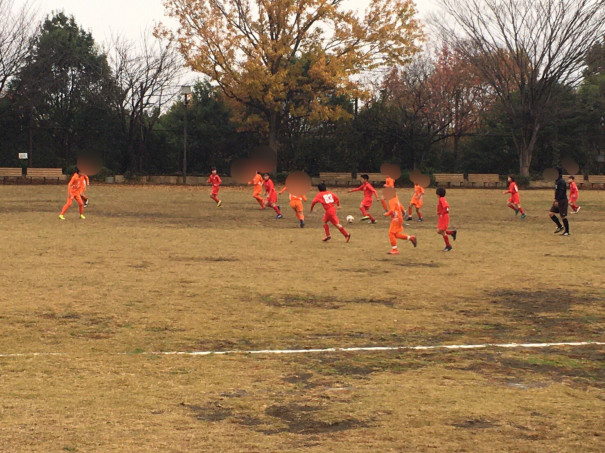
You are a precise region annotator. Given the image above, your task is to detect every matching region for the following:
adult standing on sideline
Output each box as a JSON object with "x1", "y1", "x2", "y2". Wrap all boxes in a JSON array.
[{"x1": 549, "y1": 167, "x2": 569, "y2": 236}]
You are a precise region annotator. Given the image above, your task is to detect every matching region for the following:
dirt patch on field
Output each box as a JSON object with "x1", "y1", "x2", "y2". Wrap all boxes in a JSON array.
[
  {"x1": 180, "y1": 402, "x2": 233, "y2": 422},
  {"x1": 451, "y1": 417, "x2": 499, "y2": 429},
  {"x1": 261, "y1": 294, "x2": 395, "y2": 309},
  {"x1": 263, "y1": 403, "x2": 369, "y2": 435}
]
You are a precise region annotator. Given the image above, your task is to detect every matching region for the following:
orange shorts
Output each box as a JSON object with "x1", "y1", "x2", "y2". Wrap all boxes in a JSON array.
[
  {"x1": 289, "y1": 200, "x2": 303, "y2": 212},
  {"x1": 388, "y1": 218, "x2": 403, "y2": 235},
  {"x1": 410, "y1": 197, "x2": 423, "y2": 208}
]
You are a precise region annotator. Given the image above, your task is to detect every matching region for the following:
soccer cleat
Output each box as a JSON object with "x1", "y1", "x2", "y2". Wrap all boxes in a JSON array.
[
  {"x1": 561, "y1": 232, "x2": 570, "y2": 236},
  {"x1": 520, "y1": 214, "x2": 526, "y2": 219},
  {"x1": 79, "y1": 214, "x2": 86, "y2": 220},
  {"x1": 405, "y1": 216, "x2": 412, "y2": 221},
  {"x1": 443, "y1": 245, "x2": 452, "y2": 252},
  {"x1": 451, "y1": 230, "x2": 457, "y2": 241},
  {"x1": 59, "y1": 214, "x2": 65, "y2": 220},
  {"x1": 574, "y1": 207, "x2": 581, "y2": 213},
  {"x1": 322, "y1": 236, "x2": 331, "y2": 242},
  {"x1": 554, "y1": 226, "x2": 564, "y2": 234},
  {"x1": 300, "y1": 220, "x2": 305, "y2": 228},
  {"x1": 410, "y1": 236, "x2": 417, "y2": 247},
  {"x1": 345, "y1": 233, "x2": 351, "y2": 243},
  {"x1": 361, "y1": 215, "x2": 370, "y2": 221},
  {"x1": 417, "y1": 218, "x2": 423, "y2": 222},
  {"x1": 217, "y1": 200, "x2": 222, "y2": 207},
  {"x1": 388, "y1": 249, "x2": 399, "y2": 255},
  {"x1": 276, "y1": 214, "x2": 283, "y2": 219}
]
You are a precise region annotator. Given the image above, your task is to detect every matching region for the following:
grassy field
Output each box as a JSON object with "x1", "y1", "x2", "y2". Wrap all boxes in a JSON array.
[{"x1": 0, "y1": 184, "x2": 603, "y2": 452}]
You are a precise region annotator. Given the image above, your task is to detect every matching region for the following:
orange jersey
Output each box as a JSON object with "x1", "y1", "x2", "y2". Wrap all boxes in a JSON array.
[
  {"x1": 385, "y1": 177, "x2": 395, "y2": 187},
  {"x1": 67, "y1": 173, "x2": 83, "y2": 195},
  {"x1": 412, "y1": 184, "x2": 424, "y2": 200},
  {"x1": 279, "y1": 186, "x2": 307, "y2": 202},
  {"x1": 385, "y1": 197, "x2": 405, "y2": 220},
  {"x1": 249, "y1": 174, "x2": 263, "y2": 194}
]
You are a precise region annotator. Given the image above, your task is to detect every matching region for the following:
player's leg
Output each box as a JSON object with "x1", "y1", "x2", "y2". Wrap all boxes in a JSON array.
[
  {"x1": 60, "y1": 196, "x2": 73, "y2": 218},
  {"x1": 416, "y1": 206, "x2": 423, "y2": 221},
  {"x1": 322, "y1": 221, "x2": 331, "y2": 241},
  {"x1": 331, "y1": 217, "x2": 350, "y2": 241},
  {"x1": 549, "y1": 204, "x2": 563, "y2": 232},
  {"x1": 359, "y1": 202, "x2": 370, "y2": 221},
  {"x1": 75, "y1": 194, "x2": 85, "y2": 218}
]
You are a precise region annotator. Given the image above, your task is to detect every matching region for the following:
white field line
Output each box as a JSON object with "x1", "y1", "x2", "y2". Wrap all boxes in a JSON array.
[{"x1": 0, "y1": 341, "x2": 603, "y2": 358}]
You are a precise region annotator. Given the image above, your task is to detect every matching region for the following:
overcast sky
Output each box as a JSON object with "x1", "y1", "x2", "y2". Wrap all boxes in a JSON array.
[{"x1": 33, "y1": 0, "x2": 439, "y2": 45}]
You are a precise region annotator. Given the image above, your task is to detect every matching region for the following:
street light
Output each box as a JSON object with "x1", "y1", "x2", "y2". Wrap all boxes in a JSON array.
[{"x1": 180, "y1": 85, "x2": 192, "y2": 184}]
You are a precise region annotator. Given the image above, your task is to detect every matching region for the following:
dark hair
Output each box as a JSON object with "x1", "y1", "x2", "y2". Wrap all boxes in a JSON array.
[
  {"x1": 436, "y1": 187, "x2": 446, "y2": 197},
  {"x1": 75, "y1": 167, "x2": 80, "y2": 174},
  {"x1": 508, "y1": 176, "x2": 515, "y2": 182},
  {"x1": 211, "y1": 166, "x2": 217, "y2": 171},
  {"x1": 361, "y1": 174, "x2": 369, "y2": 180},
  {"x1": 568, "y1": 175, "x2": 575, "y2": 180},
  {"x1": 318, "y1": 183, "x2": 327, "y2": 192}
]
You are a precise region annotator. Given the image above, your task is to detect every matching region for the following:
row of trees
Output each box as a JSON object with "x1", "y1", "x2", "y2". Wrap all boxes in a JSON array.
[{"x1": 0, "y1": 0, "x2": 603, "y2": 177}]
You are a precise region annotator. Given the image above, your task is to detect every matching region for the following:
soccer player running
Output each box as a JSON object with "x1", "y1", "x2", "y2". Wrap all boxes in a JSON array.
[
  {"x1": 263, "y1": 173, "x2": 283, "y2": 218},
  {"x1": 310, "y1": 183, "x2": 351, "y2": 242},
  {"x1": 384, "y1": 193, "x2": 417, "y2": 255},
  {"x1": 59, "y1": 167, "x2": 86, "y2": 220},
  {"x1": 207, "y1": 167, "x2": 222, "y2": 207},
  {"x1": 436, "y1": 187, "x2": 457, "y2": 251},
  {"x1": 549, "y1": 167, "x2": 570, "y2": 235},
  {"x1": 248, "y1": 171, "x2": 265, "y2": 209},
  {"x1": 503, "y1": 176, "x2": 526, "y2": 218},
  {"x1": 406, "y1": 183, "x2": 425, "y2": 221},
  {"x1": 568, "y1": 175, "x2": 581, "y2": 213},
  {"x1": 279, "y1": 185, "x2": 306, "y2": 227},
  {"x1": 348, "y1": 174, "x2": 379, "y2": 223}
]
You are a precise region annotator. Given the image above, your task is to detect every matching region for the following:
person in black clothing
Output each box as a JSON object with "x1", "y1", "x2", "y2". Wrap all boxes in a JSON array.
[{"x1": 549, "y1": 167, "x2": 570, "y2": 235}]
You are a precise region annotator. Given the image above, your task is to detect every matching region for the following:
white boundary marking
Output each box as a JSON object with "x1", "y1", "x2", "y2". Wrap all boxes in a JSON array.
[{"x1": 0, "y1": 341, "x2": 602, "y2": 358}]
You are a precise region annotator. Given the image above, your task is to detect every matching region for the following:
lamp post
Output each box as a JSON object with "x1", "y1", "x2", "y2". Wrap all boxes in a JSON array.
[{"x1": 180, "y1": 85, "x2": 192, "y2": 184}]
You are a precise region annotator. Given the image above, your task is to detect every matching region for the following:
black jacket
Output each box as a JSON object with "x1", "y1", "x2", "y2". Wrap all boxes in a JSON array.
[{"x1": 554, "y1": 176, "x2": 567, "y2": 200}]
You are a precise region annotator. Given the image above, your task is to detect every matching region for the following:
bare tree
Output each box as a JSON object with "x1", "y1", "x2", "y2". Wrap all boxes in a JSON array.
[
  {"x1": 108, "y1": 31, "x2": 183, "y2": 172},
  {"x1": 434, "y1": 0, "x2": 605, "y2": 176},
  {"x1": 0, "y1": 0, "x2": 37, "y2": 95}
]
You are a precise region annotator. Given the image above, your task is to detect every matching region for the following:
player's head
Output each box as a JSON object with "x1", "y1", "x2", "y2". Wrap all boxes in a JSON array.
[
  {"x1": 436, "y1": 187, "x2": 446, "y2": 197},
  {"x1": 263, "y1": 173, "x2": 270, "y2": 180},
  {"x1": 568, "y1": 175, "x2": 575, "y2": 181},
  {"x1": 361, "y1": 174, "x2": 369, "y2": 182},
  {"x1": 211, "y1": 166, "x2": 217, "y2": 174},
  {"x1": 556, "y1": 166, "x2": 563, "y2": 176},
  {"x1": 508, "y1": 176, "x2": 515, "y2": 182},
  {"x1": 317, "y1": 183, "x2": 327, "y2": 192}
]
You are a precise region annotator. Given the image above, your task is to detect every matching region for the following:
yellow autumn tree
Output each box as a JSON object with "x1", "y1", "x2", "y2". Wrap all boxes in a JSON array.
[{"x1": 160, "y1": 0, "x2": 424, "y2": 153}]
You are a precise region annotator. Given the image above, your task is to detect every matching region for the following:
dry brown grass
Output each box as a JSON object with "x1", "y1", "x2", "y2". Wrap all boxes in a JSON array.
[{"x1": 0, "y1": 184, "x2": 603, "y2": 452}]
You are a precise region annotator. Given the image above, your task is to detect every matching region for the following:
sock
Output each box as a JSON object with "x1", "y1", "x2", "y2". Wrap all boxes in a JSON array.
[
  {"x1": 417, "y1": 210, "x2": 422, "y2": 219},
  {"x1": 273, "y1": 205, "x2": 281, "y2": 215},
  {"x1": 563, "y1": 218, "x2": 569, "y2": 233},
  {"x1": 323, "y1": 224, "x2": 330, "y2": 236},
  {"x1": 446, "y1": 230, "x2": 454, "y2": 235},
  {"x1": 368, "y1": 213, "x2": 375, "y2": 222},
  {"x1": 211, "y1": 194, "x2": 219, "y2": 203},
  {"x1": 551, "y1": 216, "x2": 562, "y2": 228},
  {"x1": 408, "y1": 207, "x2": 412, "y2": 217},
  {"x1": 443, "y1": 235, "x2": 451, "y2": 247},
  {"x1": 395, "y1": 233, "x2": 408, "y2": 240},
  {"x1": 508, "y1": 204, "x2": 517, "y2": 211},
  {"x1": 255, "y1": 197, "x2": 264, "y2": 207},
  {"x1": 389, "y1": 233, "x2": 397, "y2": 246},
  {"x1": 360, "y1": 206, "x2": 368, "y2": 216},
  {"x1": 519, "y1": 207, "x2": 525, "y2": 214},
  {"x1": 338, "y1": 226, "x2": 349, "y2": 237}
]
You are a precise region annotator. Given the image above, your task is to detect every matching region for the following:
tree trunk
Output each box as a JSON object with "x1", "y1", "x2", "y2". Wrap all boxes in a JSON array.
[
  {"x1": 268, "y1": 111, "x2": 279, "y2": 156},
  {"x1": 518, "y1": 122, "x2": 540, "y2": 177}
]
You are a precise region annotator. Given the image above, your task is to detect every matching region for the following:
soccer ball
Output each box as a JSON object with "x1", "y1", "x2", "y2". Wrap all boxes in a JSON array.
[{"x1": 346, "y1": 215, "x2": 354, "y2": 223}]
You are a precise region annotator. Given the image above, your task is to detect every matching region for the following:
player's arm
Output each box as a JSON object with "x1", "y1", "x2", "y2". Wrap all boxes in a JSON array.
[
  {"x1": 371, "y1": 185, "x2": 379, "y2": 199},
  {"x1": 279, "y1": 186, "x2": 287, "y2": 195},
  {"x1": 302, "y1": 195, "x2": 307, "y2": 202},
  {"x1": 348, "y1": 185, "x2": 362, "y2": 193}
]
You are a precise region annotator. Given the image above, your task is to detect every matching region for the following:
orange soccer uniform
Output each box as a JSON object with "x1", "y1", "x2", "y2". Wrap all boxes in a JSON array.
[
  {"x1": 384, "y1": 176, "x2": 395, "y2": 187},
  {"x1": 249, "y1": 173, "x2": 265, "y2": 208},
  {"x1": 59, "y1": 172, "x2": 85, "y2": 218},
  {"x1": 79, "y1": 173, "x2": 90, "y2": 205},
  {"x1": 408, "y1": 184, "x2": 424, "y2": 220},
  {"x1": 384, "y1": 196, "x2": 416, "y2": 254},
  {"x1": 279, "y1": 186, "x2": 307, "y2": 226}
]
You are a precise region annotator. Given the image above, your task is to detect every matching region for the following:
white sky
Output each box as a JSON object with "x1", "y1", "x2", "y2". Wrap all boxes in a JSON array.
[
  {"x1": 32, "y1": 0, "x2": 439, "y2": 44},
  {"x1": 30, "y1": 0, "x2": 440, "y2": 84}
]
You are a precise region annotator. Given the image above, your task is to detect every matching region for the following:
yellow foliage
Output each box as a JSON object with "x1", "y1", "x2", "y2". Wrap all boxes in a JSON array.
[{"x1": 160, "y1": 0, "x2": 424, "y2": 144}]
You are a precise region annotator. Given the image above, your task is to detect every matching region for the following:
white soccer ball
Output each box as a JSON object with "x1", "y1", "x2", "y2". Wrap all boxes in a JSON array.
[{"x1": 346, "y1": 215, "x2": 354, "y2": 223}]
